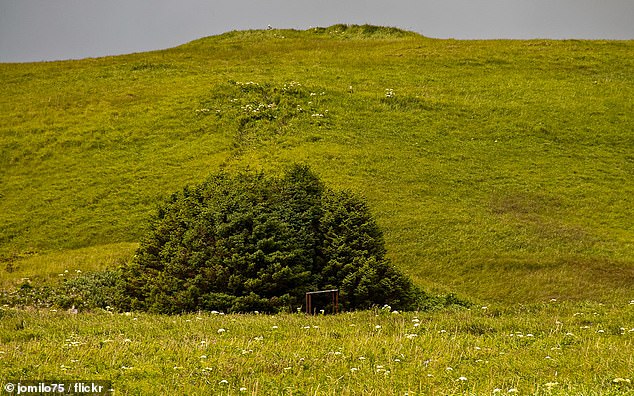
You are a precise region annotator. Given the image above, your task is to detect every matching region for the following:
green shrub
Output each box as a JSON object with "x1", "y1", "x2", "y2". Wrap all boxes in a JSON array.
[
  {"x1": 0, "y1": 271, "x2": 125, "y2": 311},
  {"x1": 119, "y1": 165, "x2": 426, "y2": 314},
  {"x1": 55, "y1": 270, "x2": 124, "y2": 310},
  {"x1": 0, "y1": 281, "x2": 58, "y2": 309}
]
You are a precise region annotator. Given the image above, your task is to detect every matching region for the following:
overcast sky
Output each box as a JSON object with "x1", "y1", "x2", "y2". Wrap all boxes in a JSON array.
[{"x1": 1, "y1": 0, "x2": 633, "y2": 63}]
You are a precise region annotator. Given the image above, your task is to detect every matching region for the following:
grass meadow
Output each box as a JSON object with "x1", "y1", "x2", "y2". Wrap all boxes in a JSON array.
[
  {"x1": 1, "y1": 25, "x2": 633, "y2": 394},
  {"x1": 2, "y1": 301, "x2": 633, "y2": 395}
]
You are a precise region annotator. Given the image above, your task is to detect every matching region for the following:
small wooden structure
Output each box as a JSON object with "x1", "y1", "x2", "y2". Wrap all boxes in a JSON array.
[{"x1": 305, "y1": 289, "x2": 339, "y2": 315}]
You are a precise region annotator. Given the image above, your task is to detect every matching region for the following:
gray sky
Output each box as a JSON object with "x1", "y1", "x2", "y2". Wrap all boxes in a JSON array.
[{"x1": 1, "y1": 0, "x2": 633, "y2": 63}]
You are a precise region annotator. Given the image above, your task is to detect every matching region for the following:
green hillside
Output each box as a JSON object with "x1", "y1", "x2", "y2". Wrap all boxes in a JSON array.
[{"x1": 1, "y1": 25, "x2": 633, "y2": 303}]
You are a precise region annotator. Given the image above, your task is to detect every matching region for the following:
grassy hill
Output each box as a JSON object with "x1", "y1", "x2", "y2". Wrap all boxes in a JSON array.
[{"x1": 1, "y1": 24, "x2": 633, "y2": 304}]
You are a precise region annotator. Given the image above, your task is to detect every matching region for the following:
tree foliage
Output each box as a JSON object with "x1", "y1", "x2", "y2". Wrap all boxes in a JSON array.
[{"x1": 120, "y1": 165, "x2": 423, "y2": 313}]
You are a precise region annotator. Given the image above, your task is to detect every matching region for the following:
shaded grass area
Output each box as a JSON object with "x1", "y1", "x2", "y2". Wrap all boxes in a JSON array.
[
  {"x1": 1, "y1": 301, "x2": 632, "y2": 395},
  {"x1": 1, "y1": 27, "x2": 633, "y2": 304}
]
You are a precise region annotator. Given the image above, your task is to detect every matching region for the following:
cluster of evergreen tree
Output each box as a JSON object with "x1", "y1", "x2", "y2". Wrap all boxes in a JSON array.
[{"x1": 119, "y1": 165, "x2": 424, "y2": 313}]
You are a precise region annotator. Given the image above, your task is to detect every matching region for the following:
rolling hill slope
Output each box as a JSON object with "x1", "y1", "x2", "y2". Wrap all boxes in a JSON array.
[{"x1": 1, "y1": 25, "x2": 632, "y2": 303}]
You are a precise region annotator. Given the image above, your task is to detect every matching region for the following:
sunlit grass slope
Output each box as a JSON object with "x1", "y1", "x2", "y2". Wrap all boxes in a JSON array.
[{"x1": 1, "y1": 25, "x2": 633, "y2": 303}]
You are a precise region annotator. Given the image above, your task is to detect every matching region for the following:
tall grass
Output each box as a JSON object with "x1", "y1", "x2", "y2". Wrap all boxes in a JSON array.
[{"x1": 1, "y1": 301, "x2": 632, "y2": 395}]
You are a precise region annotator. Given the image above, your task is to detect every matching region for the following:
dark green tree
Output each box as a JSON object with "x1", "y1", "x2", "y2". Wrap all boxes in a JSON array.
[{"x1": 119, "y1": 164, "x2": 423, "y2": 313}]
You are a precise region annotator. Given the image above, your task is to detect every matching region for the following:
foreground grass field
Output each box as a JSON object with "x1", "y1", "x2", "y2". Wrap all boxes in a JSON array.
[{"x1": 2, "y1": 301, "x2": 633, "y2": 395}]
